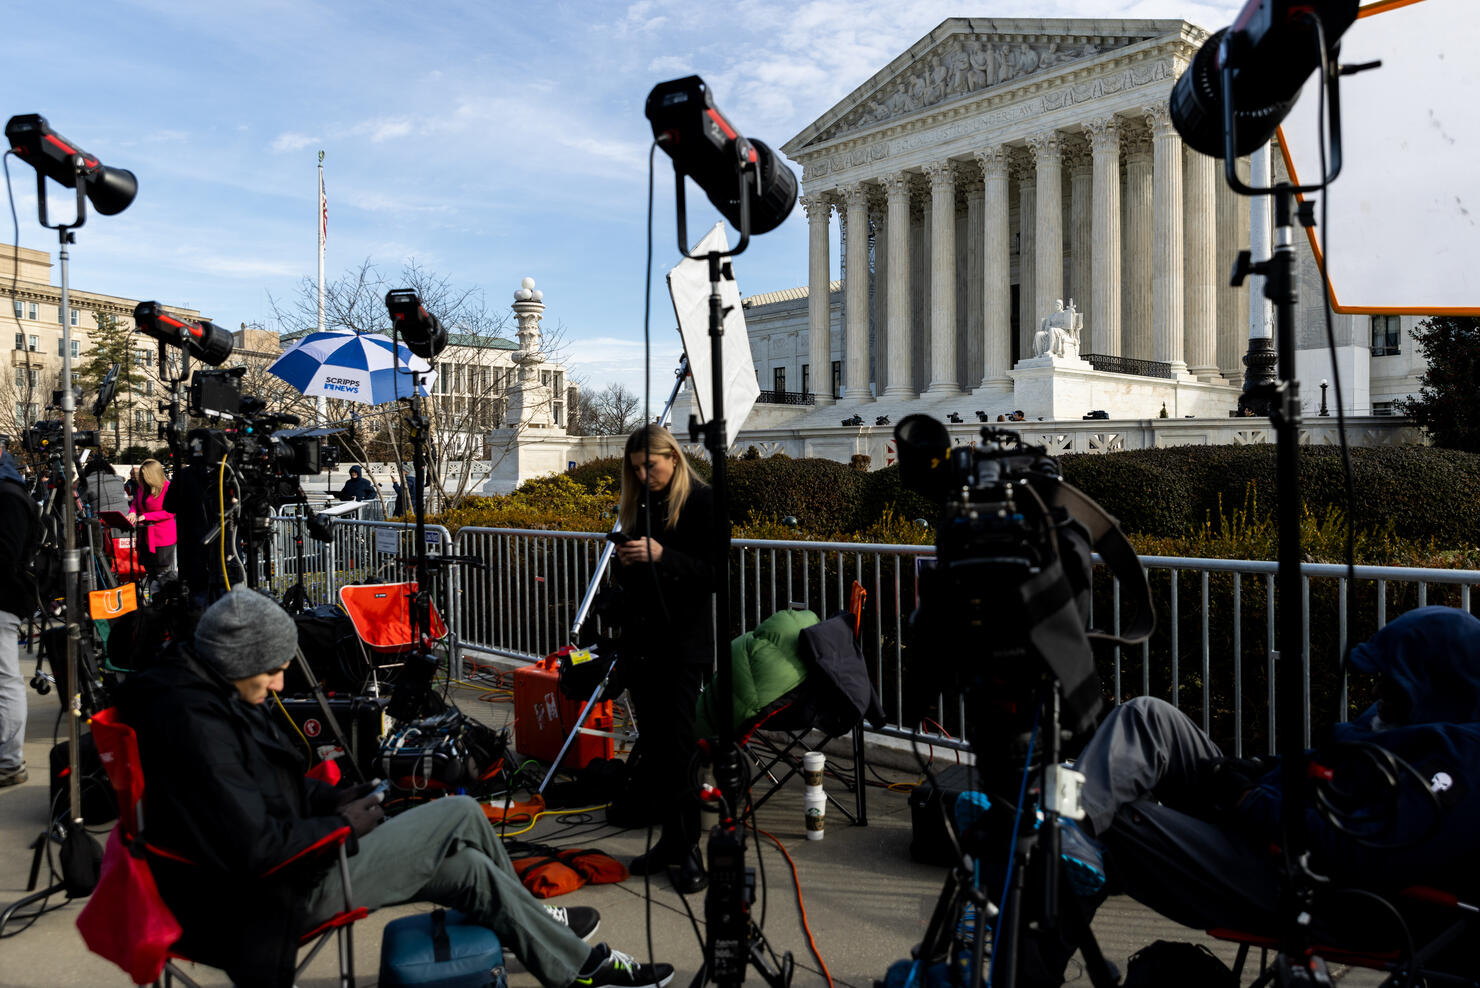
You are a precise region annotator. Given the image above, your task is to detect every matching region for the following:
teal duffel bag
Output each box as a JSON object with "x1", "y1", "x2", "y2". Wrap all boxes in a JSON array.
[{"x1": 379, "y1": 909, "x2": 507, "y2": 988}]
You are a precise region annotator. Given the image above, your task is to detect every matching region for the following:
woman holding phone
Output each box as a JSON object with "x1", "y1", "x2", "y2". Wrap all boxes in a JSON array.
[{"x1": 611, "y1": 423, "x2": 717, "y2": 894}]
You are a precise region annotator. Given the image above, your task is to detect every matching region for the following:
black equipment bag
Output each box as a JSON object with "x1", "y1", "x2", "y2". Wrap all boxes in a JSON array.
[
  {"x1": 379, "y1": 711, "x2": 509, "y2": 795},
  {"x1": 270, "y1": 694, "x2": 388, "y2": 776},
  {"x1": 908, "y1": 764, "x2": 977, "y2": 866},
  {"x1": 289, "y1": 605, "x2": 369, "y2": 694},
  {"x1": 379, "y1": 908, "x2": 507, "y2": 987},
  {"x1": 1123, "y1": 940, "x2": 1236, "y2": 987},
  {"x1": 49, "y1": 734, "x2": 117, "y2": 825}
]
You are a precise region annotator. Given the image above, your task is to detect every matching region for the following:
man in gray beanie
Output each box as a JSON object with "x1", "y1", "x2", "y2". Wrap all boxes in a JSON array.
[{"x1": 118, "y1": 587, "x2": 672, "y2": 988}]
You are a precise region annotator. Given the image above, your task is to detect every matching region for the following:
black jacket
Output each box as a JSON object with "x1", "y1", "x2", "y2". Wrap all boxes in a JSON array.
[
  {"x1": 337, "y1": 476, "x2": 376, "y2": 501},
  {"x1": 0, "y1": 457, "x2": 39, "y2": 617},
  {"x1": 115, "y1": 650, "x2": 346, "y2": 985},
  {"x1": 617, "y1": 482, "x2": 717, "y2": 666}
]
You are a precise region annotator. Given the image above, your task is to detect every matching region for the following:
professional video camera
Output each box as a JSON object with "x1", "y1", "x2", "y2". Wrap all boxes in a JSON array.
[
  {"x1": 21, "y1": 419, "x2": 98, "y2": 456},
  {"x1": 894, "y1": 415, "x2": 1157, "y2": 764},
  {"x1": 184, "y1": 366, "x2": 340, "y2": 510}
]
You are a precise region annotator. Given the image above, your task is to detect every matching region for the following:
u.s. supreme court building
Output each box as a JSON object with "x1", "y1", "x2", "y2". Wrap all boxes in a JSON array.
[{"x1": 732, "y1": 17, "x2": 1425, "y2": 458}]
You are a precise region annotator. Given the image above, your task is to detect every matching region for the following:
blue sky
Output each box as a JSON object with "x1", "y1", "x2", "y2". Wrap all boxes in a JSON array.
[{"x1": 4, "y1": 0, "x2": 1245, "y2": 400}]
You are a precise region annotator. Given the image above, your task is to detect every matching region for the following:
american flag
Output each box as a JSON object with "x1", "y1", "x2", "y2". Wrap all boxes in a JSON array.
[{"x1": 318, "y1": 169, "x2": 328, "y2": 248}]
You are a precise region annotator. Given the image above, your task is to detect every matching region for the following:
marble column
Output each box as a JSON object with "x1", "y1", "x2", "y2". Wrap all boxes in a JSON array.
[
  {"x1": 1122, "y1": 128, "x2": 1153, "y2": 361},
  {"x1": 975, "y1": 147, "x2": 1012, "y2": 390},
  {"x1": 842, "y1": 183, "x2": 873, "y2": 400},
  {"x1": 1147, "y1": 104, "x2": 1187, "y2": 376},
  {"x1": 1068, "y1": 142, "x2": 1092, "y2": 337},
  {"x1": 870, "y1": 192, "x2": 889, "y2": 396},
  {"x1": 1085, "y1": 115, "x2": 1121, "y2": 357},
  {"x1": 1183, "y1": 146, "x2": 1221, "y2": 381},
  {"x1": 802, "y1": 191, "x2": 835, "y2": 404},
  {"x1": 964, "y1": 177, "x2": 985, "y2": 390},
  {"x1": 1015, "y1": 153, "x2": 1037, "y2": 361},
  {"x1": 1029, "y1": 131, "x2": 1064, "y2": 341},
  {"x1": 880, "y1": 172, "x2": 913, "y2": 397},
  {"x1": 1216, "y1": 156, "x2": 1251, "y2": 380},
  {"x1": 924, "y1": 161, "x2": 960, "y2": 394}
]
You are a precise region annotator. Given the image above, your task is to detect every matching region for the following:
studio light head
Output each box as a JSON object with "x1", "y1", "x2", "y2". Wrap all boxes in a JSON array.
[
  {"x1": 384, "y1": 289, "x2": 447, "y2": 360},
  {"x1": 133, "y1": 301, "x2": 234, "y2": 367},
  {"x1": 645, "y1": 76, "x2": 797, "y2": 236},
  {"x1": 1169, "y1": 0, "x2": 1358, "y2": 159},
  {"x1": 4, "y1": 114, "x2": 138, "y2": 215}
]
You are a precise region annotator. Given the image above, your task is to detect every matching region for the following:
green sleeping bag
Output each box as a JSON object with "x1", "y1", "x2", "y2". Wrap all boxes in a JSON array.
[{"x1": 696, "y1": 608, "x2": 819, "y2": 738}]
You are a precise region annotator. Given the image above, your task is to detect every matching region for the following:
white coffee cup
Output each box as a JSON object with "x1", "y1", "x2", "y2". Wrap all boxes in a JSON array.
[
  {"x1": 801, "y1": 750, "x2": 825, "y2": 788},
  {"x1": 804, "y1": 789, "x2": 826, "y2": 840}
]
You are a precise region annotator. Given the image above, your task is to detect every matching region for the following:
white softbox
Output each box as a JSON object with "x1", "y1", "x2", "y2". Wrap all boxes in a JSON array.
[{"x1": 666, "y1": 222, "x2": 760, "y2": 448}]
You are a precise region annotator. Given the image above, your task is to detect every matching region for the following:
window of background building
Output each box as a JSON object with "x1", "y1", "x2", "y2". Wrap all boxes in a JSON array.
[
  {"x1": 1372, "y1": 401, "x2": 1395, "y2": 416},
  {"x1": 70, "y1": 339, "x2": 79, "y2": 358},
  {"x1": 145, "y1": 380, "x2": 154, "y2": 396},
  {"x1": 13, "y1": 333, "x2": 22, "y2": 350},
  {"x1": 133, "y1": 349, "x2": 148, "y2": 368},
  {"x1": 70, "y1": 308, "x2": 79, "y2": 326},
  {"x1": 831, "y1": 360, "x2": 841, "y2": 398},
  {"x1": 27, "y1": 303, "x2": 37, "y2": 321},
  {"x1": 12, "y1": 367, "x2": 22, "y2": 388},
  {"x1": 11, "y1": 300, "x2": 20, "y2": 319},
  {"x1": 773, "y1": 366, "x2": 785, "y2": 393},
  {"x1": 801, "y1": 363, "x2": 809, "y2": 395},
  {"x1": 1371, "y1": 315, "x2": 1401, "y2": 356},
  {"x1": 58, "y1": 338, "x2": 64, "y2": 356},
  {"x1": 28, "y1": 335, "x2": 38, "y2": 352}
]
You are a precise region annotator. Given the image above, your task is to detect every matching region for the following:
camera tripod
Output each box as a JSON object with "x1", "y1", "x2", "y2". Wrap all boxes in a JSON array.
[{"x1": 911, "y1": 683, "x2": 1118, "y2": 988}]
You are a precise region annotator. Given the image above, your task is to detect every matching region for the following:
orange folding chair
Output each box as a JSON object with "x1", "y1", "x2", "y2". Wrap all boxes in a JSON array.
[
  {"x1": 79, "y1": 708, "x2": 368, "y2": 987},
  {"x1": 338, "y1": 581, "x2": 448, "y2": 653}
]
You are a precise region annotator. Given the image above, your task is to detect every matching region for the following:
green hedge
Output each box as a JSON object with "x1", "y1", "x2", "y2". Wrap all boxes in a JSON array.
[{"x1": 1061, "y1": 445, "x2": 1480, "y2": 544}]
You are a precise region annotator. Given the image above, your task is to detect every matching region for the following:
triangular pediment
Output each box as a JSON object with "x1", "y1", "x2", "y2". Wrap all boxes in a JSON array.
[{"x1": 782, "y1": 18, "x2": 1195, "y2": 157}]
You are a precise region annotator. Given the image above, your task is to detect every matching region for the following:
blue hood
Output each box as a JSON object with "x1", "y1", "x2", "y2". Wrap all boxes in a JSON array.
[
  {"x1": 1349, "y1": 606, "x2": 1480, "y2": 726},
  {"x1": 0, "y1": 451, "x2": 24, "y2": 489}
]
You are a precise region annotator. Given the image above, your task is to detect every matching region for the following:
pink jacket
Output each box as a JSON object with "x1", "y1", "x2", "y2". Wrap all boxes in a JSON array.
[{"x1": 131, "y1": 480, "x2": 177, "y2": 551}]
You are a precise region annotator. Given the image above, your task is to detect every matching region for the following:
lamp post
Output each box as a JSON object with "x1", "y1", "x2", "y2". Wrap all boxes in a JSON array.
[{"x1": 1319, "y1": 379, "x2": 1329, "y2": 416}]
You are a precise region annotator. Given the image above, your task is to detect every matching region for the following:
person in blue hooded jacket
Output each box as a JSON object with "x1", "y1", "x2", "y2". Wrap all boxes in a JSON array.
[{"x1": 1003, "y1": 606, "x2": 1480, "y2": 986}]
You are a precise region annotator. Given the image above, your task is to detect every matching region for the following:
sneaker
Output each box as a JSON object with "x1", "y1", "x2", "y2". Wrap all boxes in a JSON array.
[
  {"x1": 1056, "y1": 818, "x2": 1105, "y2": 897},
  {"x1": 0, "y1": 764, "x2": 27, "y2": 788},
  {"x1": 545, "y1": 904, "x2": 600, "y2": 942},
  {"x1": 574, "y1": 944, "x2": 675, "y2": 987}
]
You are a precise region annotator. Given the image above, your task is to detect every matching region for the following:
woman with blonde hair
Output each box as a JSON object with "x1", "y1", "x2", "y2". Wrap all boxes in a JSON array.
[
  {"x1": 611, "y1": 423, "x2": 717, "y2": 893},
  {"x1": 129, "y1": 458, "x2": 177, "y2": 583}
]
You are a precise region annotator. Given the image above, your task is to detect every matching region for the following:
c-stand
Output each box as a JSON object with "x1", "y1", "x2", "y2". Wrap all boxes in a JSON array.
[
  {"x1": 664, "y1": 163, "x2": 790, "y2": 988},
  {"x1": 0, "y1": 156, "x2": 103, "y2": 936}
]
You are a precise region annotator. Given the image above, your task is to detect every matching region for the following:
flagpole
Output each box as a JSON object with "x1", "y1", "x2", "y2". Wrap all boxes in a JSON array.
[{"x1": 317, "y1": 149, "x2": 327, "y2": 426}]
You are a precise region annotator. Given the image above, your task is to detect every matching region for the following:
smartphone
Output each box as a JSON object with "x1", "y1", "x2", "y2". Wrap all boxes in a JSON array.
[
  {"x1": 606, "y1": 531, "x2": 634, "y2": 545},
  {"x1": 369, "y1": 778, "x2": 392, "y2": 799}
]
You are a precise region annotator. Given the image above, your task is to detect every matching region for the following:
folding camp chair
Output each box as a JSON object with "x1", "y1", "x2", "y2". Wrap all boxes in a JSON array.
[
  {"x1": 338, "y1": 581, "x2": 450, "y2": 692},
  {"x1": 79, "y1": 708, "x2": 368, "y2": 987},
  {"x1": 740, "y1": 582, "x2": 879, "y2": 826}
]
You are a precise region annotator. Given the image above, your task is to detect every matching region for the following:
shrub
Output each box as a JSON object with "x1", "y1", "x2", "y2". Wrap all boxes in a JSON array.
[{"x1": 726, "y1": 456, "x2": 868, "y2": 533}]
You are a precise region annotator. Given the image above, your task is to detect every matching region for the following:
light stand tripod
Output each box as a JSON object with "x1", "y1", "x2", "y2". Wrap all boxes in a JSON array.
[
  {"x1": 537, "y1": 355, "x2": 690, "y2": 796},
  {"x1": 663, "y1": 166, "x2": 789, "y2": 988},
  {"x1": 0, "y1": 157, "x2": 103, "y2": 935},
  {"x1": 1218, "y1": 23, "x2": 1375, "y2": 986}
]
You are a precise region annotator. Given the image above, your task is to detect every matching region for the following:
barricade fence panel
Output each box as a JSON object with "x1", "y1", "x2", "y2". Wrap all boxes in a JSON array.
[{"x1": 262, "y1": 519, "x2": 1480, "y2": 756}]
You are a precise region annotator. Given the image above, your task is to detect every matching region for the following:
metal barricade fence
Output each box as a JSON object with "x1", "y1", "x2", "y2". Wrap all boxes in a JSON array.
[
  {"x1": 265, "y1": 515, "x2": 455, "y2": 621},
  {"x1": 263, "y1": 520, "x2": 1480, "y2": 756}
]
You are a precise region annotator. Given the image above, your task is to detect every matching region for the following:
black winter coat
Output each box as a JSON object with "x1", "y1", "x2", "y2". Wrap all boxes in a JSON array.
[
  {"x1": 617, "y1": 482, "x2": 717, "y2": 667},
  {"x1": 0, "y1": 474, "x2": 39, "y2": 617},
  {"x1": 115, "y1": 651, "x2": 347, "y2": 986}
]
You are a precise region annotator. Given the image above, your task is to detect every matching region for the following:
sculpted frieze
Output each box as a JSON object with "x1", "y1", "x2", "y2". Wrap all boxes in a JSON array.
[
  {"x1": 805, "y1": 54, "x2": 1175, "y2": 181},
  {"x1": 819, "y1": 32, "x2": 1148, "y2": 144}
]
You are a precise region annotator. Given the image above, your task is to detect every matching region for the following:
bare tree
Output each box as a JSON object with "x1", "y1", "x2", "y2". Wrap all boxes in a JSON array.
[
  {"x1": 265, "y1": 259, "x2": 573, "y2": 509},
  {"x1": 588, "y1": 382, "x2": 642, "y2": 436}
]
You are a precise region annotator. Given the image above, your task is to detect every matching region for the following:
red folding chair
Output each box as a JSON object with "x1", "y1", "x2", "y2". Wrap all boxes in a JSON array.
[
  {"x1": 79, "y1": 708, "x2": 368, "y2": 987},
  {"x1": 338, "y1": 581, "x2": 448, "y2": 654}
]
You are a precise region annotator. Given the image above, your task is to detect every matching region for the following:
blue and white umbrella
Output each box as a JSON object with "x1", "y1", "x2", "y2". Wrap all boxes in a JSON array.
[{"x1": 267, "y1": 330, "x2": 437, "y2": 406}]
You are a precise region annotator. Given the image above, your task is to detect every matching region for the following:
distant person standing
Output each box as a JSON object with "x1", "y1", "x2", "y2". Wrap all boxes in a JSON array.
[
  {"x1": 0, "y1": 449, "x2": 39, "y2": 787},
  {"x1": 130, "y1": 458, "x2": 177, "y2": 583},
  {"x1": 336, "y1": 465, "x2": 376, "y2": 502}
]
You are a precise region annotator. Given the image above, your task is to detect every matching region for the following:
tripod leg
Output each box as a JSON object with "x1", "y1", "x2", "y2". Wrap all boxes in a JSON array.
[{"x1": 537, "y1": 660, "x2": 620, "y2": 795}]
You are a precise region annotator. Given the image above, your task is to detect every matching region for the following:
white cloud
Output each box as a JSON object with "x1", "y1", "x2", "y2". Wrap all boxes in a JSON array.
[{"x1": 271, "y1": 131, "x2": 318, "y2": 153}]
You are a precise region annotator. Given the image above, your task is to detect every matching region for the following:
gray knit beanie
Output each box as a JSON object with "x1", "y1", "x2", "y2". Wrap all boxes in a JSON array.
[{"x1": 194, "y1": 587, "x2": 298, "y2": 681}]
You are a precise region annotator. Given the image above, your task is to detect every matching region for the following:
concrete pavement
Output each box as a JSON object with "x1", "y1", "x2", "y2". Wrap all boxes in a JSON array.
[{"x1": 0, "y1": 675, "x2": 1385, "y2": 987}]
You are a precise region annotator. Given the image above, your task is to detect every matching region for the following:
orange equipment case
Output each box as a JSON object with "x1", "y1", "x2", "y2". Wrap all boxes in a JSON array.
[{"x1": 512, "y1": 653, "x2": 615, "y2": 770}]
